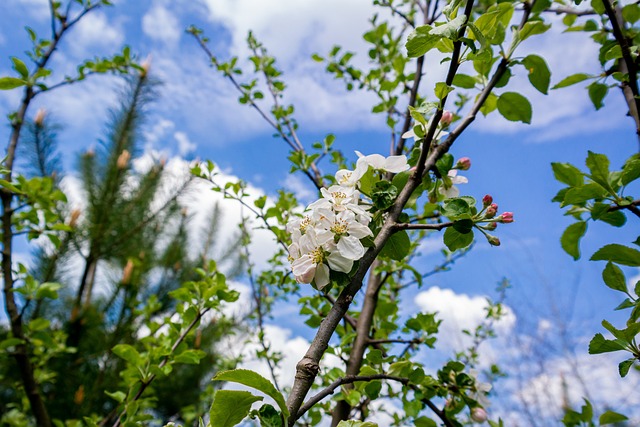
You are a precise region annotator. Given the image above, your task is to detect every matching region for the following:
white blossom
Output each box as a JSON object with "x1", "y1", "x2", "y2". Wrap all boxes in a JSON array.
[
  {"x1": 439, "y1": 169, "x2": 468, "y2": 198},
  {"x1": 355, "y1": 151, "x2": 409, "y2": 174}
]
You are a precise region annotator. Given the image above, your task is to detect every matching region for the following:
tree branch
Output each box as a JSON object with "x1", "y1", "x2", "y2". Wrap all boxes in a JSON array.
[{"x1": 601, "y1": 0, "x2": 640, "y2": 144}]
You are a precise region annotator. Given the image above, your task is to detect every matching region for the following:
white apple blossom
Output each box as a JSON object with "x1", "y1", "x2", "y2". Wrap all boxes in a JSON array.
[
  {"x1": 290, "y1": 228, "x2": 332, "y2": 289},
  {"x1": 316, "y1": 209, "x2": 373, "y2": 260},
  {"x1": 439, "y1": 169, "x2": 468, "y2": 198},
  {"x1": 335, "y1": 161, "x2": 368, "y2": 187},
  {"x1": 355, "y1": 151, "x2": 409, "y2": 174}
]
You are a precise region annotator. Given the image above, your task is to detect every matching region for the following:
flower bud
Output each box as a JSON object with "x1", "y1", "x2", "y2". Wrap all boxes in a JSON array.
[
  {"x1": 482, "y1": 194, "x2": 493, "y2": 207},
  {"x1": 487, "y1": 235, "x2": 501, "y2": 246},
  {"x1": 440, "y1": 110, "x2": 453, "y2": 126},
  {"x1": 68, "y1": 209, "x2": 81, "y2": 228},
  {"x1": 456, "y1": 157, "x2": 471, "y2": 171},
  {"x1": 485, "y1": 203, "x2": 498, "y2": 219},
  {"x1": 485, "y1": 222, "x2": 497, "y2": 231},
  {"x1": 34, "y1": 108, "x2": 46, "y2": 127},
  {"x1": 140, "y1": 56, "x2": 152, "y2": 77},
  {"x1": 121, "y1": 259, "x2": 134, "y2": 285},
  {"x1": 117, "y1": 149, "x2": 130, "y2": 169},
  {"x1": 499, "y1": 212, "x2": 514, "y2": 223},
  {"x1": 471, "y1": 407, "x2": 488, "y2": 423}
]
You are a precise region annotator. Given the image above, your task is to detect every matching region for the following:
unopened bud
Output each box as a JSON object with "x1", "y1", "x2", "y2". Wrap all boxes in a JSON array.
[
  {"x1": 487, "y1": 235, "x2": 501, "y2": 246},
  {"x1": 121, "y1": 259, "x2": 134, "y2": 285},
  {"x1": 471, "y1": 407, "x2": 488, "y2": 423},
  {"x1": 485, "y1": 222, "x2": 497, "y2": 231},
  {"x1": 85, "y1": 148, "x2": 95, "y2": 157},
  {"x1": 440, "y1": 110, "x2": 453, "y2": 126},
  {"x1": 181, "y1": 207, "x2": 188, "y2": 217},
  {"x1": 140, "y1": 56, "x2": 152, "y2": 77},
  {"x1": 482, "y1": 195, "x2": 493, "y2": 207},
  {"x1": 499, "y1": 212, "x2": 514, "y2": 223},
  {"x1": 117, "y1": 150, "x2": 130, "y2": 169},
  {"x1": 34, "y1": 108, "x2": 46, "y2": 126},
  {"x1": 69, "y1": 209, "x2": 81, "y2": 228},
  {"x1": 485, "y1": 203, "x2": 498, "y2": 218},
  {"x1": 456, "y1": 157, "x2": 471, "y2": 171},
  {"x1": 194, "y1": 330, "x2": 202, "y2": 349},
  {"x1": 159, "y1": 157, "x2": 167, "y2": 167}
]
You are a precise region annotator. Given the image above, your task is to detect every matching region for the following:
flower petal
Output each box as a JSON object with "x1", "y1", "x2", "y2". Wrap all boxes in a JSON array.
[
  {"x1": 337, "y1": 235, "x2": 366, "y2": 260},
  {"x1": 314, "y1": 263, "x2": 330, "y2": 289},
  {"x1": 327, "y1": 252, "x2": 354, "y2": 273}
]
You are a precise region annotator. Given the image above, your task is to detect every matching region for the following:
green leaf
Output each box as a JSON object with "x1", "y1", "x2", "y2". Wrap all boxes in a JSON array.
[
  {"x1": 35, "y1": 282, "x2": 61, "y2": 300},
  {"x1": 174, "y1": 349, "x2": 206, "y2": 364},
  {"x1": 105, "y1": 391, "x2": 126, "y2": 403},
  {"x1": 443, "y1": 227, "x2": 474, "y2": 251},
  {"x1": 591, "y1": 244, "x2": 640, "y2": 266},
  {"x1": 452, "y1": 74, "x2": 476, "y2": 89},
  {"x1": 561, "y1": 183, "x2": 607, "y2": 206},
  {"x1": 622, "y1": 4, "x2": 640, "y2": 23},
  {"x1": 0, "y1": 337, "x2": 25, "y2": 350},
  {"x1": 479, "y1": 92, "x2": 497, "y2": 116},
  {"x1": 522, "y1": 55, "x2": 551, "y2": 94},
  {"x1": 551, "y1": 162, "x2": 584, "y2": 187},
  {"x1": 11, "y1": 57, "x2": 29, "y2": 78},
  {"x1": 518, "y1": 21, "x2": 551, "y2": 41},
  {"x1": 588, "y1": 82, "x2": 608, "y2": 110},
  {"x1": 600, "y1": 410, "x2": 629, "y2": 425},
  {"x1": 434, "y1": 82, "x2": 454, "y2": 100},
  {"x1": 371, "y1": 181, "x2": 398, "y2": 211},
  {"x1": 602, "y1": 262, "x2": 627, "y2": 293},
  {"x1": 406, "y1": 15, "x2": 467, "y2": 57},
  {"x1": 209, "y1": 390, "x2": 263, "y2": 427},
  {"x1": 0, "y1": 77, "x2": 26, "y2": 90},
  {"x1": 552, "y1": 73, "x2": 591, "y2": 89},
  {"x1": 585, "y1": 151, "x2": 611, "y2": 189},
  {"x1": 112, "y1": 344, "x2": 141, "y2": 366},
  {"x1": 380, "y1": 230, "x2": 411, "y2": 261},
  {"x1": 213, "y1": 369, "x2": 289, "y2": 420},
  {"x1": 617, "y1": 360, "x2": 635, "y2": 378},
  {"x1": 561, "y1": 221, "x2": 587, "y2": 260},
  {"x1": 497, "y1": 92, "x2": 532, "y2": 124},
  {"x1": 620, "y1": 158, "x2": 640, "y2": 186},
  {"x1": 414, "y1": 417, "x2": 437, "y2": 427},
  {"x1": 254, "y1": 404, "x2": 283, "y2": 427},
  {"x1": 588, "y1": 333, "x2": 624, "y2": 354},
  {"x1": 442, "y1": 198, "x2": 471, "y2": 221},
  {"x1": 336, "y1": 421, "x2": 378, "y2": 427}
]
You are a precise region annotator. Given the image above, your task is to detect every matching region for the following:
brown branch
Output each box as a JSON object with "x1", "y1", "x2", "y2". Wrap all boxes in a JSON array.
[
  {"x1": 298, "y1": 374, "x2": 453, "y2": 427},
  {"x1": 602, "y1": 0, "x2": 640, "y2": 144},
  {"x1": 391, "y1": 221, "x2": 453, "y2": 231},
  {"x1": 285, "y1": 1, "x2": 482, "y2": 424}
]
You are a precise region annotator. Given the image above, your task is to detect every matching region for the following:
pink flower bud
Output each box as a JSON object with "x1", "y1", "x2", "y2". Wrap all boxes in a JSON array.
[
  {"x1": 499, "y1": 212, "x2": 514, "y2": 223},
  {"x1": 485, "y1": 222, "x2": 497, "y2": 231},
  {"x1": 488, "y1": 235, "x2": 501, "y2": 246},
  {"x1": 485, "y1": 203, "x2": 498, "y2": 219},
  {"x1": 117, "y1": 150, "x2": 130, "y2": 169},
  {"x1": 482, "y1": 195, "x2": 493, "y2": 207},
  {"x1": 456, "y1": 157, "x2": 471, "y2": 171},
  {"x1": 140, "y1": 55, "x2": 152, "y2": 77},
  {"x1": 440, "y1": 110, "x2": 453, "y2": 126},
  {"x1": 471, "y1": 407, "x2": 488, "y2": 423}
]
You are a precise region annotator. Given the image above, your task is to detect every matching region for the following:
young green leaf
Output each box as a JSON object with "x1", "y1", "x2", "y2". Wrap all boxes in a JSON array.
[
  {"x1": 380, "y1": 230, "x2": 411, "y2": 261},
  {"x1": 209, "y1": 390, "x2": 263, "y2": 427},
  {"x1": 587, "y1": 82, "x2": 608, "y2": 110},
  {"x1": 213, "y1": 369, "x2": 289, "y2": 420},
  {"x1": 602, "y1": 262, "x2": 627, "y2": 293},
  {"x1": 551, "y1": 162, "x2": 584, "y2": 187},
  {"x1": 522, "y1": 55, "x2": 551, "y2": 94},
  {"x1": 0, "y1": 77, "x2": 26, "y2": 90},
  {"x1": 443, "y1": 226, "x2": 474, "y2": 251},
  {"x1": 588, "y1": 333, "x2": 624, "y2": 354},
  {"x1": 552, "y1": 73, "x2": 591, "y2": 89},
  {"x1": 590, "y1": 244, "x2": 640, "y2": 266},
  {"x1": 497, "y1": 92, "x2": 532, "y2": 124},
  {"x1": 561, "y1": 221, "x2": 587, "y2": 260}
]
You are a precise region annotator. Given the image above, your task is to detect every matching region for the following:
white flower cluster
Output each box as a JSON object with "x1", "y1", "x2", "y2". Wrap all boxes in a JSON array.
[{"x1": 287, "y1": 152, "x2": 409, "y2": 289}]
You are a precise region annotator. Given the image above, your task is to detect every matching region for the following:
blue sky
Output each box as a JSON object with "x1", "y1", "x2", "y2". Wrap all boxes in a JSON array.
[{"x1": 1, "y1": 0, "x2": 640, "y2": 423}]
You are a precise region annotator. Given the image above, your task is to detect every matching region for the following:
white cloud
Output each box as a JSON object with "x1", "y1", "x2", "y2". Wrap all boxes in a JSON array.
[
  {"x1": 71, "y1": 12, "x2": 124, "y2": 56},
  {"x1": 173, "y1": 131, "x2": 197, "y2": 156},
  {"x1": 142, "y1": 5, "x2": 181, "y2": 45},
  {"x1": 414, "y1": 286, "x2": 516, "y2": 353},
  {"x1": 282, "y1": 173, "x2": 315, "y2": 204}
]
